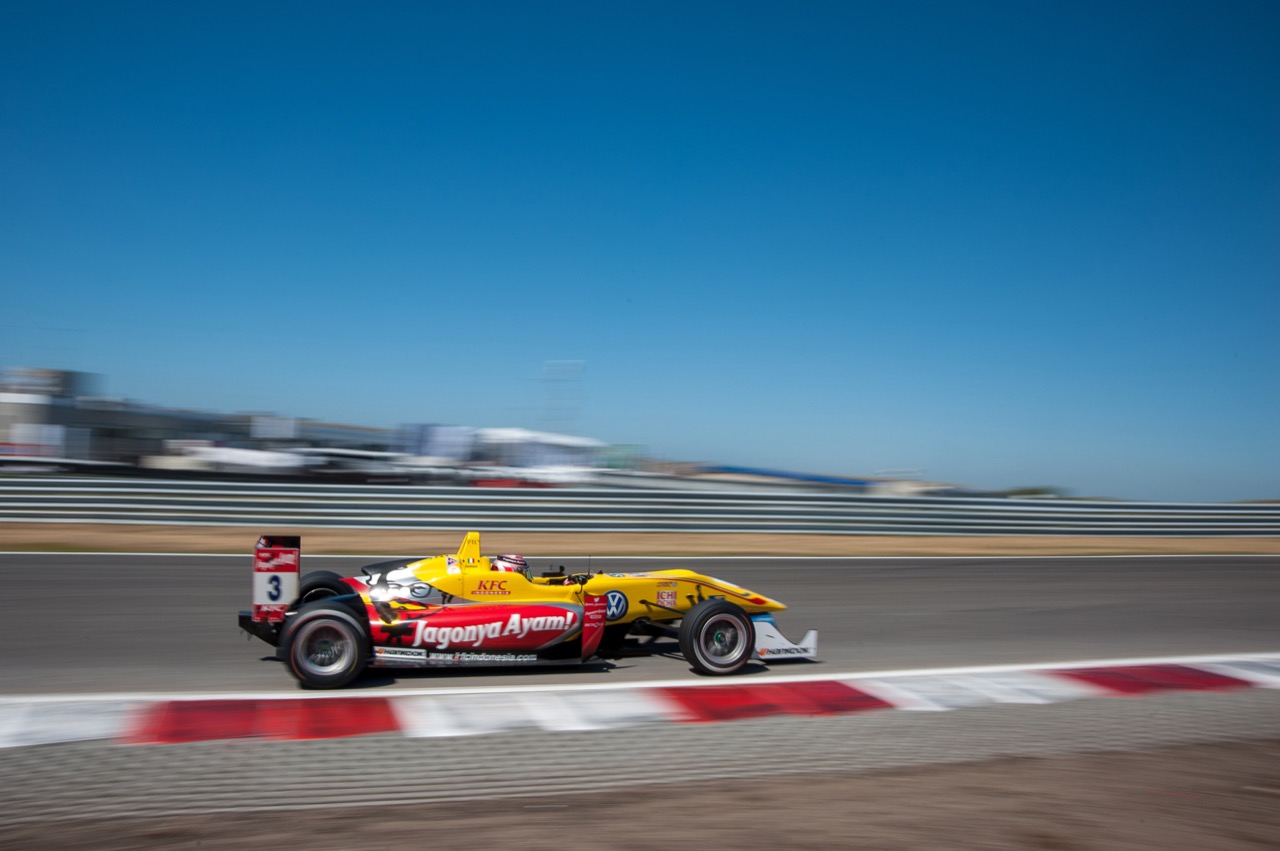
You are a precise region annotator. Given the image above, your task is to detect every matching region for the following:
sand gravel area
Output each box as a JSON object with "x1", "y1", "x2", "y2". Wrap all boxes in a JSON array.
[
  {"x1": 3, "y1": 738, "x2": 1276, "y2": 850},
  {"x1": 1, "y1": 522, "x2": 1277, "y2": 556}
]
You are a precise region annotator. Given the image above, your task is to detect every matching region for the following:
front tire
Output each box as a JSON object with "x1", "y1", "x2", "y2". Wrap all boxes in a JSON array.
[
  {"x1": 678, "y1": 599, "x2": 755, "y2": 675},
  {"x1": 282, "y1": 602, "x2": 369, "y2": 689}
]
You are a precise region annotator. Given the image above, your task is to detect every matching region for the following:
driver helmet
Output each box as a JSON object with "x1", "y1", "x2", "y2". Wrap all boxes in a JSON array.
[{"x1": 491, "y1": 554, "x2": 529, "y2": 579}]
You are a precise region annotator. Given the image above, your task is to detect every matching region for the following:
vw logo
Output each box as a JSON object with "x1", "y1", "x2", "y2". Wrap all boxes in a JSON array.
[{"x1": 604, "y1": 590, "x2": 629, "y2": 622}]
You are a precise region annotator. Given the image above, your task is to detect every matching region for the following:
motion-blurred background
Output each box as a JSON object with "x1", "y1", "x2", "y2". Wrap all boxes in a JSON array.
[{"x1": 4, "y1": 3, "x2": 1277, "y2": 504}]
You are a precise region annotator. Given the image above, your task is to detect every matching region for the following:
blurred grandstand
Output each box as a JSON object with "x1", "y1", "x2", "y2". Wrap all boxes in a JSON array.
[{"x1": 0, "y1": 366, "x2": 959, "y2": 494}]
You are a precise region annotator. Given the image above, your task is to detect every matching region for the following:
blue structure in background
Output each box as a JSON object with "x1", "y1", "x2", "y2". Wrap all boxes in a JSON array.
[{"x1": 694, "y1": 465, "x2": 876, "y2": 489}]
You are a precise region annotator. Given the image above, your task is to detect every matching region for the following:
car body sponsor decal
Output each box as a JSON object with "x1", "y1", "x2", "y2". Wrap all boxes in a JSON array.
[
  {"x1": 374, "y1": 646, "x2": 428, "y2": 663},
  {"x1": 581, "y1": 593, "x2": 607, "y2": 659},
  {"x1": 605, "y1": 590, "x2": 629, "y2": 621},
  {"x1": 657, "y1": 589, "x2": 677, "y2": 608},
  {"x1": 426, "y1": 652, "x2": 537, "y2": 665},
  {"x1": 473, "y1": 579, "x2": 510, "y2": 596},
  {"x1": 372, "y1": 605, "x2": 583, "y2": 652},
  {"x1": 756, "y1": 645, "x2": 815, "y2": 657},
  {"x1": 411, "y1": 612, "x2": 578, "y2": 650},
  {"x1": 251, "y1": 546, "x2": 299, "y2": 623},
  {"x1": 254, "y1": 551, "x2": 298, "y2": 571}
]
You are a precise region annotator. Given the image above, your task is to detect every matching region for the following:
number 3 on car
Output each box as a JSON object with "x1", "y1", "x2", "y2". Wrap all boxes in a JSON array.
[{"x1": 251, "y1": 536, "x2": 300, "y2": 624}]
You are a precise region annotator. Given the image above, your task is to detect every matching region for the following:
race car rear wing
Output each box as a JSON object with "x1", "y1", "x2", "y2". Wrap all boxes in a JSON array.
[{"x1": 251, "y1": 535, "x2": 300, "y2": 624}]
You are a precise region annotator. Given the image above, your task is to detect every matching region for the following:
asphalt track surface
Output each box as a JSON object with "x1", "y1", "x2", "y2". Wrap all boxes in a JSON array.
[
  {"x1": 3, "y1": 552, "x2": 1279, "y2": 848},
  {"x1": 1, "y1": 552, "x2": 1276, "y2": 696}
]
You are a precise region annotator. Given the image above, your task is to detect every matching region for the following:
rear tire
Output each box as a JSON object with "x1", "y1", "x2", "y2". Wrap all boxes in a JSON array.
[
  {"x1": 678, "y1": 599, "x2": 755, "y2": 675},
  {"x1": 282, "y1": 602, "x2": 369, "y2": 689},
  {"x1": 297, "y1": 571, "x2": 350, "y2": 605}
]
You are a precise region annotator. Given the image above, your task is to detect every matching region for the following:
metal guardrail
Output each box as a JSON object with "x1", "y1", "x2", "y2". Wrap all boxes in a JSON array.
[{"x1": 1, "y1": 477, "x2": 1278, "y2": 536}]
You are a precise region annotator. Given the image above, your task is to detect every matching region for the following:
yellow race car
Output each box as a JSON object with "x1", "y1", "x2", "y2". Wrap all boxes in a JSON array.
[{"x1": 239, "y1": 531, "x2": 817, "y2": 688}]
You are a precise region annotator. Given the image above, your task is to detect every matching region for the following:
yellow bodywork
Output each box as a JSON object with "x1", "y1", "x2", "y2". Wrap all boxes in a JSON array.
[{"x1": 395, "y1": 532, "x2": 786, "y2": 625}]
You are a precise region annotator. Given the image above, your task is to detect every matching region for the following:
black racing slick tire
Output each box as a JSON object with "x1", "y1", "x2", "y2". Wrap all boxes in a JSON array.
[
  {"x1": 297, "y1": 571, "x2": 351, "y2": 605},
  {"x1": 281, "y1": 602, "x2": 370, "y2": 689},
  {"x1": 678, "y1": 599, "x2": 755, "y2": 676}
]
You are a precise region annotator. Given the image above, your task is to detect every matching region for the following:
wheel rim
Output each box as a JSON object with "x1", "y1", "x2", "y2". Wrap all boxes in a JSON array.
[
  {"x1": 293, "y1": 620, "x2": 355, "y2": 677},
  {"x1": 698, "y1": 614, "x2": 745, "y2": 666}
]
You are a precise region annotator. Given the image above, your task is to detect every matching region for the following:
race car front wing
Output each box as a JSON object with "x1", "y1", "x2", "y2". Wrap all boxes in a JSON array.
[{"x1": 751, "y1": 614, "x2": 818, "y2": 662}]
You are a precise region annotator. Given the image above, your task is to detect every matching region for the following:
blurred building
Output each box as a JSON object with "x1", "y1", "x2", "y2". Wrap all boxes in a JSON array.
[
  {"x1": 0, "y1": 367, "x2": 243, "y2": 462},
  {"x1": 0, "y1": 366, "x2": 612, "y2": 484},
  {"x1": 399, "y1": 423, "x2": 476, "y2": 463},
  {"x1": 471, "y1": 428, "x2": 604, "y2": 469},
  {"x1": 0, "y1": 366, "x2": 403, "y2": 468}
]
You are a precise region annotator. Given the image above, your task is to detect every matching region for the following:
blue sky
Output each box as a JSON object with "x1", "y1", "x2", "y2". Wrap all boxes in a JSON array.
[{"x1": 2, "y1": 1, "x2": 1277, "y2": 502}]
